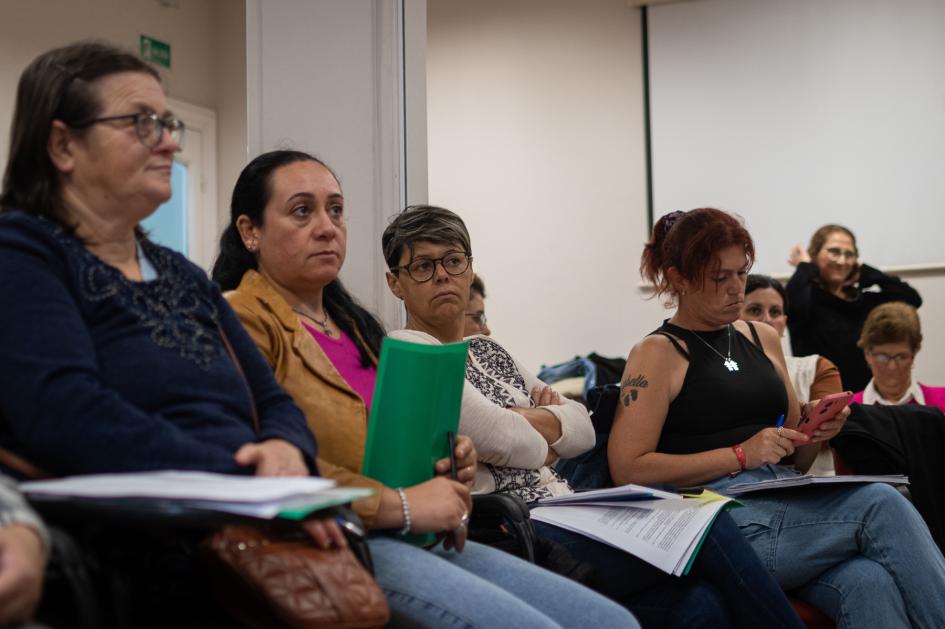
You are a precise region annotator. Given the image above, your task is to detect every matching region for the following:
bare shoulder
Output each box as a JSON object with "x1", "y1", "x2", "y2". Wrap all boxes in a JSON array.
[
  {"x1": 623, "y1": 333, "x2": 688, "y2": 383},
  {"x1": 733, "y1": 319, "x2": 779, "y2": 348}
]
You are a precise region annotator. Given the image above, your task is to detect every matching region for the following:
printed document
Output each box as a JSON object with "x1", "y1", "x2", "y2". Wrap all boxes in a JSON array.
[{"x1": 530, "y1": 493, "x2": 732, "y2": 575}]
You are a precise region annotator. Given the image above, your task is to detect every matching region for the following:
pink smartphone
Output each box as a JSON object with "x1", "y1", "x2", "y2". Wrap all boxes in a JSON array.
[{"x1": 798, "y1": 391, "x2": 853, "y2": 437}]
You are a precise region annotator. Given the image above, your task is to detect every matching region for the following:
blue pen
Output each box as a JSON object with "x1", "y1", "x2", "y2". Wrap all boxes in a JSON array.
[{"x1": 775, "y1": 414, "x2": 785, "y2": 428}]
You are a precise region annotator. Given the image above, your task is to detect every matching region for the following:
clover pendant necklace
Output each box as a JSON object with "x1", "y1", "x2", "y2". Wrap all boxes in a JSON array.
[{"x1": 690, "y1": 325, "x2": 739, "y2": 372}]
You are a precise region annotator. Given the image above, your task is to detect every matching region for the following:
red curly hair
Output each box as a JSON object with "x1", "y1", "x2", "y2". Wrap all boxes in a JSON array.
[{"x1": 641, "y1": 208, "x2": 755, "y2": 298}]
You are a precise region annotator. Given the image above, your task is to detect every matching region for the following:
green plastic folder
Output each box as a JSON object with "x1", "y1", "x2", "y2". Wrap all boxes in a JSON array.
[{"x1": 362, "y1": 336, "x2": 469, "y2": 544}]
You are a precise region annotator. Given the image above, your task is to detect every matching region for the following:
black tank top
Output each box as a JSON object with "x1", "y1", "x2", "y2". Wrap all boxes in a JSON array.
[{"x1": 653, "y1": 320, "x2": 788, "y2": 454}]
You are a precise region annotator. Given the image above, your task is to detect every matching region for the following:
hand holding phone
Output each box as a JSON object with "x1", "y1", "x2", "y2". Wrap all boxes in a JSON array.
[{"x1": 798, "y1": 391, "x2": 853, "y2": 438}]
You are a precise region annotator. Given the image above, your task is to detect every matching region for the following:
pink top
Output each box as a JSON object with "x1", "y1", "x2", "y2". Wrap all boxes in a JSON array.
[
  {"x1": 852, "y1": 383, "x2": 945, "y2": 414},
  {"x1": 302, "y1": 323, "x2": 377, "y2": 411}
]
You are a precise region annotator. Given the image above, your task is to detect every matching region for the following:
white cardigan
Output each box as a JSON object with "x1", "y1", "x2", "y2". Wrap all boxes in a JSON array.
[{"x1": 389, "y1": 329, "x2": 595, "y2": 501}]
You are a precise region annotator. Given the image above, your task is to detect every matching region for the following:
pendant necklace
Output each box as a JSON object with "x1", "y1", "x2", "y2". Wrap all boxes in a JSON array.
[
  {"x1": 690, "y1": 324, "x2": 739, "y2": 372},
  {"x1": 293, "y1": 308, "x2": 333, "y2": 337}
]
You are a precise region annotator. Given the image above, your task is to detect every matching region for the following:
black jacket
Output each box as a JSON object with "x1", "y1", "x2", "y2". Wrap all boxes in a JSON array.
[
  {"x1": 786, "y1": 262, "x2": 921, "y2": 391},
  {"x1": 833, "y1": 403, "x2": 945, "y2": 553}
]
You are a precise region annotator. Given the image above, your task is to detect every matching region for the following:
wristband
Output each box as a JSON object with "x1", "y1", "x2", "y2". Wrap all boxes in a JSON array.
[
  {"x1": 731, "y1": 444, "x2": 747, "y2": 472},
  {"x1": 396, "y1": 488, "x2": 412, "y2": 535}
]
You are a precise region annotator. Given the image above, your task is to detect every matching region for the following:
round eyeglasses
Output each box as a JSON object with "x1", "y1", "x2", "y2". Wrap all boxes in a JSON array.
[
  {"x1": 71, "y1": 112, "x2": 185, "y2": 150},
  {"x1": 393, "y1": 252, "x2": 471, "y2": 283}
]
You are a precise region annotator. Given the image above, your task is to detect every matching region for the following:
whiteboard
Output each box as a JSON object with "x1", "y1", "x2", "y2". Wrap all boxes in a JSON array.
[{"x1": 648, "y1": 0, "x2": 945, "y2": 274}]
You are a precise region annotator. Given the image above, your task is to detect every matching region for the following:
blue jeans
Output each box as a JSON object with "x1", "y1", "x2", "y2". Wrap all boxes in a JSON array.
[
  {"x1": 534, "y1": 510, "x2": 803, "y2": 629},
  {"x1": 368, "y1": 537, "x2": 639, "y2": 628},
  {"x1": 711, "y1": 466, "x2": 945, "y2": 629}
]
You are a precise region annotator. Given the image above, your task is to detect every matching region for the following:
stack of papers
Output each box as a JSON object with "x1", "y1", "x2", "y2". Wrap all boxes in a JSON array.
[
  {"x1": 21, "y1": 471, "x2": 374, "y2": 520},
  {"x1": 725, "y1": 473, "x2": 909, "y2": 496},
  {"x1": 530, "y1": 483, "x2": 734, "y2": 576}
]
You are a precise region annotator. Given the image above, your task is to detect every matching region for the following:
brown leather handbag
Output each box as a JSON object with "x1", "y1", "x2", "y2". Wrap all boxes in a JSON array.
[
  {"x1": 202, "y1": 523, "x2": 390, "y2": 629},
  {"x1": 210, "y1": 326, "x2": 390, "y2": 628}
]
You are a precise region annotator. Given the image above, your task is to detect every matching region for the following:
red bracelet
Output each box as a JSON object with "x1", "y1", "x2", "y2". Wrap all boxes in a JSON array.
[{"x1": 731, "y1": 444, "x2": 747, "y2": 472}]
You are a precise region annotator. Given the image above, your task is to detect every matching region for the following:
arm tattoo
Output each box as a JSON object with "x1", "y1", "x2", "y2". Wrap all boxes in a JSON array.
[{"x1": 620, "y1": 374, "x2": 648, "y2": 407}]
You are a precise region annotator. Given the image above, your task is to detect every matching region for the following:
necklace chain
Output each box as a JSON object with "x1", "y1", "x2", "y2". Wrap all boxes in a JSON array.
[
  {"x1": 293, "y1": 307, "x2": 333, "y2": 337},
  {"x1": 689, "y1": 324, "x2": 739, "y2": 372}
]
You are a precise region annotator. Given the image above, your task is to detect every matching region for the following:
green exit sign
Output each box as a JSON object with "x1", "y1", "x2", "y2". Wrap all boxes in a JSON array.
[{"x1": 140, "y1": 35, "x2": 171, "y2": 68}]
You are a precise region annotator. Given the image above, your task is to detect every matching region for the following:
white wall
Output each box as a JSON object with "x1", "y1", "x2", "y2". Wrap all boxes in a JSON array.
[
  {"x1": 427, "y1": 0, "x2": 668, "y2": 372},
  {"x1": 0, "y1": 0, "x2": 245, "y2": 264},
  {"x1": 427, "y1": 0, "x2": 945, "y2": 384},
  {"x1": 246, "y1": 0, "x2": 422, "y2": 329},
  {"x1": 0, "y1": 0, "x2": 219, "y2": 164}
]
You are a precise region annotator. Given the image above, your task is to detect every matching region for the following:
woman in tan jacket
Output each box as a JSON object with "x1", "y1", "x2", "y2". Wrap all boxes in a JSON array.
[{"x1": 211, "y1": 149, "x2": 638, "y2": 629}]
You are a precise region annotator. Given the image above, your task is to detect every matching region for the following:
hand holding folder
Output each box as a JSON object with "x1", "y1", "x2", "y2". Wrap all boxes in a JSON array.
[{"x1": 362, "y1": 337, "x2": 470, "y2": 545}]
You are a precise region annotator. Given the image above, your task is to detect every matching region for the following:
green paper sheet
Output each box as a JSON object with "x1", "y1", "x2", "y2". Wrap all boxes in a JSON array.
[{"x1": 362, "y1": 336, "x2": 469, "y2": 544}]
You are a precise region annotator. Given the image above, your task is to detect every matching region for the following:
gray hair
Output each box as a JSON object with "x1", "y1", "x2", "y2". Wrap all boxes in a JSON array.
[{"x1": 382, "y1": 205, "x2": 472, "y2": 270}]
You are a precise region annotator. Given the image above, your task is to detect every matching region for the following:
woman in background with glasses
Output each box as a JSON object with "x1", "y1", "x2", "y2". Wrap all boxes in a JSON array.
[
  {"x1": 852, "y1": 302, "x2": 945, "y2": 411},
  {"x1": 785, "y1": 224, "x2": 921, "y2": 391}
]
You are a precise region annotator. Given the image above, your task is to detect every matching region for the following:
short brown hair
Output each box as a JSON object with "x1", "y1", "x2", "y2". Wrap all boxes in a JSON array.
[
  {"x1": 382, "y1": 205, "x2": 472, "y2": 271},
  {"x1": 640, "y1": 208, "x2": 755, "y2": 298},
  {"x1": 858, "y1": 302, "x2": 922, "y2": 353},
  {"x1": 807, "y1": 224, "x2": 857, "y2": 260}
]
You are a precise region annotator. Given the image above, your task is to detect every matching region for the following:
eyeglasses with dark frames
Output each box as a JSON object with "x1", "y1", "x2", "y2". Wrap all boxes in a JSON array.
[
  {"x1": 70, "y1": 112, "x2": 185, "y2": 150},
  {"x1": 392, "y1": 252, "x2": 472, "y2": 283}
]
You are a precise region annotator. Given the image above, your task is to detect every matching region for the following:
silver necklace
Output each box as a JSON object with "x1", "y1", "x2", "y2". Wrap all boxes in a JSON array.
[
  {"x1": 293, "y1": 308, "x2": 333, "y2": 337},
  {"x1": 690, "y1": 325, "x2": 739, "y2": 372}
]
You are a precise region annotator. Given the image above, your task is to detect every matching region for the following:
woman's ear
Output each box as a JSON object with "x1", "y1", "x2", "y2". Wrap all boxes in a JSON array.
[
  {"x1": 235, "y1": 215, "x2": 259, "y2": 251},
  {"x1": 385, "y1": 270, "x2": 404, "y2": 300},
  {"x1": 47, "y1": 120, "x2": 76, "y2": 174},
  {"x1": 666, "y1": 267, "x2": 689, "y2": 296}
]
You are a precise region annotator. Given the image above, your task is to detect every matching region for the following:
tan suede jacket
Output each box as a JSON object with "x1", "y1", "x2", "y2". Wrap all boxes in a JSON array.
[{"x1": 226, "y1": 270, "x2": 384, "y2": 526}]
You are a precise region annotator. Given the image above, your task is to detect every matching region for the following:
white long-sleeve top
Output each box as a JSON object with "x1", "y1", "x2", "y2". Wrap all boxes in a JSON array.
[{"x1": 389, "y1": 330, "x2": 595, "y2": 502}]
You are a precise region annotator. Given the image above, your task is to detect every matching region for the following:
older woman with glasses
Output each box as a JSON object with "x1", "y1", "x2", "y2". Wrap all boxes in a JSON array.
[
  {"x1": 0, "y1": 42, "x2": 332, "y2": 624},
  {"x1": 786, "y1": 224, "x2": 922, "y2": 391},
  {"x1": 385, "y1": 205, "x2": 806, "y2": 629},
  {"x1": 852, "y1": 302, "x2": 945, "y2": 411}
]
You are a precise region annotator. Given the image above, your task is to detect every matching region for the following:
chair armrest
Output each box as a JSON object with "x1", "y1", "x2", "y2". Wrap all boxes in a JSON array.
[{"x1": 470, "y1": 494, "x2": 537, "y2": 563}]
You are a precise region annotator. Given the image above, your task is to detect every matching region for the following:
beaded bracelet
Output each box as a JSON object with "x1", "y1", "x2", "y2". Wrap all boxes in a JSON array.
[{"x1": 396, "y1": 488, "x2": 412, "y2": 535}]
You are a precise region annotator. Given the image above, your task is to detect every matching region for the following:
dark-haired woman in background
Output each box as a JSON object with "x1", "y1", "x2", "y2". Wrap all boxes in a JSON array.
[
  {"x1": 212, "y1": 150, "x2": 639, "y2": 629},
  {"x1": 741, "y1": 274, "x2": 841, "y2": 475},
  {"x1": 609, "y1": 208, "x2": 945, "y2": 627},
  {"x1": 786, "y1": 225, "x2": 921, "y2": 391}
]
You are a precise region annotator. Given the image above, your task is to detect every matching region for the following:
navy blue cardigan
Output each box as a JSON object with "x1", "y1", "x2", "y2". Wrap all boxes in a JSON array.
[{"x1": 0, "y1": 211, "x2": 317, "y2": 476}]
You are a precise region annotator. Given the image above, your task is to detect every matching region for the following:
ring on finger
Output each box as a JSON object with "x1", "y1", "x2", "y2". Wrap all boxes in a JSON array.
[{"x1": 777, "y1": 426, "x2": 784, "y2": 438}]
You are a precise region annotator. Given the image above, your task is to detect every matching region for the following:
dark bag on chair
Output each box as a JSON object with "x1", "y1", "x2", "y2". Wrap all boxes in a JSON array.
[
  {"x1": 201, "y1": 522, "x2": 390, "y2": 629},
  {"x1": 555, "y1": 384, "x2": 620, "y2": 490}
]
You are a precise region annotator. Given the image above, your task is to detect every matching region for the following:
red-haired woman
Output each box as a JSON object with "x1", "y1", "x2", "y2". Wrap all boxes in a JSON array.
[{"x1": 608, "y1": 208, "x2": 945, "y2": 627}]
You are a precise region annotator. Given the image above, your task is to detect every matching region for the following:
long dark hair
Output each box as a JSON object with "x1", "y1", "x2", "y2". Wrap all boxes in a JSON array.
[
  {"x1": 211, "y1": 150, "x2": 385, "y2": 366},
  {"x1": 1, "y1": 41, "x2": 159, "y2": 224}
]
